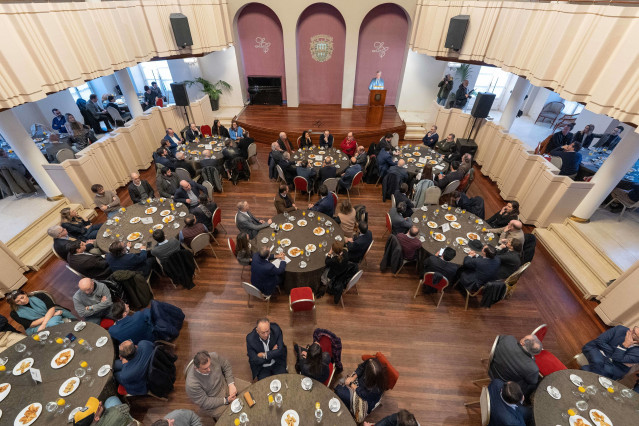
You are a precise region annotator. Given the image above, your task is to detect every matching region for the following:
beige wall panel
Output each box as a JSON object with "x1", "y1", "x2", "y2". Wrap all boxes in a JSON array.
[
  {"x1": 488, "y1": 134, "x2": 519, "y2": 187},
  {"x1": 475, "y1": 125, "x2": 502, "y2": 174},
  {"x1": 498, "y1": 148, "x2": 540, "y2": 201},
  {"x1": 158, "y1": 106, "x2": 188, "y2": 134},
  {"x1": 0, "y1": 241, "x2": 28, "y2": 297},
  {"x1": 596, "y1": 261, "x2": 639, "y2": 325}
]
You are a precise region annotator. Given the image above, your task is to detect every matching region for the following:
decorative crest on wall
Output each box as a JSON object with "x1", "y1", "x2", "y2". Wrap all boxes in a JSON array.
[
  {"x1": 310, "y1": 35, "x2": 334, "y2": 62},
  {"x1": 255, "y1": 37, "x2": 271, "y2": 53},
  {"x1": 372, "y1": 41, "x2": 389, "y2": 58}
]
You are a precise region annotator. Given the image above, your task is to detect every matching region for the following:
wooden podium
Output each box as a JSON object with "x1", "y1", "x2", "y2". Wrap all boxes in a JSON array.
[{"x1": 367, "y1": 89, "x2": 386, "y2": 124}]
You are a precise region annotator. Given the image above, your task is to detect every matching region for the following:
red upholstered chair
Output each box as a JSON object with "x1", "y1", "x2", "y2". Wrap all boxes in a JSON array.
[
  {"x1": 330, "y1": 191, "x2": 338, "y2": 208},
  {"x1": 535, "y1": 350, "x2": 567, "y2": 377},
  {"x1": 383, "y1": 213, "x2": 392, "y2": 238},
  {"x1": 414, "y1": 272, "x2": 449, "y2": 308},
  {"x1": 293, "y1": 176, "x2": 311, "y2": 202},
  {"x1": 100, "y1": 318, "x2": 115, "y2": 330},
  {"x1": 318, "y1": 335, "x2": 335, "y2": 386},
  {"x1": 347, "y1": 171, "x2": 364, "y2": 200},
  {"x1": 155, "y1": 98, "x2": 164, "y2": 107},
  {"x1": 361, "y1": 352, "x2": 399, "y2": 391},
  {"x1": 117, "y1": 384, "x2": 127, "y2": 396},
  {"x1": 212, "y1": 207, "x2": 227, "y2": 234},
  {"x1": 532, "y1": 324, "x2": 548, "y2": 342},
  {"x1": 200, "y1": 125, "x2": 212, "y2": 138},
  {"x1": 458, "y1": 170, "x2": 470, "y2": 193},
  {"x1": 289, "y1": 287, "x2": 315, "y2": 312}
]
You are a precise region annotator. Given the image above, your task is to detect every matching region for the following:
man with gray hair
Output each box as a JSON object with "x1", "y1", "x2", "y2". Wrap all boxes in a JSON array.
[
  {"x1": 489, "y1": 334, "x2": 542, "y2": 396},
  {"x1": 236, "y1": 201, "x2": 271, "y2": 239},
  {"x1": 127, "y1": 172, "x2": 154, "y2": 203},
  {"x1": 48, "y1": 225, "x2": 95, "y2": 260}
]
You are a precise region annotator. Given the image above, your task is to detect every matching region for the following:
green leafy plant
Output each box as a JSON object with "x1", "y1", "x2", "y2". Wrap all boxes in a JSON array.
[
  {"x1": 456, "y1": 64, "x2": 472, "y2": 82},
  {"x1": 185, "y1": 77, "x2": 231, "y2": 100}
]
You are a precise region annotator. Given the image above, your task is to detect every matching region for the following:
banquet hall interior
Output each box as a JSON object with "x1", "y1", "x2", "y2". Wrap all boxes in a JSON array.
[{"x1": 0, "y1": 0, "x2": 638, "y2": 425}]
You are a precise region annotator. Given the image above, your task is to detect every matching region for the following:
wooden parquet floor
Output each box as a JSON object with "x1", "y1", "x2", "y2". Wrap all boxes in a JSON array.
[{"x1": 0, "y1": 147, "x2": 606, "y2": 425}]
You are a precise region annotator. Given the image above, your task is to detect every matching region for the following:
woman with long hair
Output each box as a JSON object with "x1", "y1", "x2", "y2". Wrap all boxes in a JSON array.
[
  {"x1": 60, "y1": 207, "x2": 102, "y2": 241},
  {"x1": 486, "y1": 200, "x2": 520, "y2": 228},
  {"x1": 64, "y1": 113, "x2": 97, "y2": 151},
  {"x1": 295, "y1": 341, "x2": 331, "y2": 383},
  {"x1": 299, "y1": 130, "x2": 313, "y2": 149},
  {"x1": 228, "y1": 120, "x2": 244, "y2": 141},
  {"x1": 7, "y1": 290, "x2": 75, "y2": 335},
  {"x1": 235, "y1": 232, "x2": 252, "y2": 266},
  {"x1": 337, "y1": 199, "x2": 356, "y2": 238},
  {"x1": 335, "y1": 357, "x2": 387, "y2": 418},
  {"x1": 212, "y1": 119, "x2": 230, "y2": 138},
  {"x1": 573, "y1": 124, "x2": 596, "y2": 149},
  {"x1": 325, "y1": 241, "x2": 350, "y2": 281}
]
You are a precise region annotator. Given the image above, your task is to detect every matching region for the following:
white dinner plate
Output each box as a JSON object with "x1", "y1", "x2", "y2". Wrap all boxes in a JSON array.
[
  {"x1": 280, "y1": 239, "x2": 291, "y2": 247},
  {"x1": 569, "y1": 415, "x2": 593, "y2": 426},
  {"x1": 59, "y1": 377, "x2": 80, "y2": 397},
  {"x1": 98, "y1": 365, "x2": 111, "y2": 377},
  {"x1": 0, "y1": 383, "x2": 11, "y2": 402},
  {"x1": 589, "y1": 409, "x2": 612, "y2": 426},
  {"x1": 433, "y1": 233, "x2": 446, "y2": 242},
  {"x1": 96, "y1": 336, "x2": 108, "y2": 348},
  {"x1": 547, "y1": 385, "x2": 561, "y2": 399},
  {"x1": 270, "y1": 379, "x2": 281, "y2": 392},
  {"x1": 14, "y1": 403, "x2": 42, "y2": 426},
  {"x1": 179, "y1": 212, "x2": 186, "y2": 217},
  {"x1": 50, "y1": 348, "x2": 74, "y2": 369},
  {"x1": 281, "y1": 409, "x2": 299, "y2": 426},
  {"x1": 297, "y1": 220, "x2": 307, "y2": 227},
  {"x1": 328, "y1": 397, "x2": 341, "y2": 412},
  {"x1": 160, "y1": 210, "x2": 171, "y2": 217},
  {"x1": 12, "y1": 358, "x2": 33, "y2": 376},
  {"x1": 427, "y1": 221, "x2": 438, "y2": 228},
  {"x1": 145, "y1": 207, "x2": 157, "y2": 214},
  {"x1": 281, "y1": 223, "x2": 294, "y2": 232},
  {"x1": 421, "y1": 206, "x2": 428, "y2": 211},
  {"x1": 598, "y1": 376, "x2": 612, "y2": 389},
  {"x1": 570, "y1": 373, "x2": 584, "y2": 387},
  {"x1": 313, "y1": 227, "x2": 325, "y2": 236},
  {"x1": 230, "y1": 398, "x2": 243, "y2": 413}
]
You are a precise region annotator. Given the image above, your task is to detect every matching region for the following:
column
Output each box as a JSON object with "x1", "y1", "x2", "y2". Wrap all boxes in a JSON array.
[
  {"x1": 499, "y1": 76, "x2": 531, "y2": 132},
  {"x1": 0, "y1": 109, "x2": 61, "y2": 198},
  {"x1": 341, "y1": 26, "x2": 359, "y2": 109},
  {"x1": 281, "y1": 22, "x2": 299, "y2": 108},
  {"x1": 115, "y1": 69, "x2": 143, "y2": 118},
  {"x1": 572, "y1": 130, "x2": 639, "y2": 220}
]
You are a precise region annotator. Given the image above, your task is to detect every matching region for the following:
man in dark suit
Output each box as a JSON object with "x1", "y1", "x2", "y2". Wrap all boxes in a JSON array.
[
  {"x1": 390, "y1": 203, "x2": 411, "y2": 234},
  {"x1": 48, "y1": 225, "x2": 94, "y2": 260},
  {"x1": 593, "y1": 125, "x2": 624, "y2": 150},
  {"x1": 67, "y1": 240, "x2": 112, "y2": 279},
  {"x1": 276, "y1": 151, "x2": 297, "y2": 185},
  {"x1": 109, "y1": 301, "x2": 155, "y2": 344},
  {"x1": 163, "y1": 128, "x2": 184, "y2": 156},
  {"x1": 154, "y1": 148, "x2": 176, "y2": 171},
  {"x1": 86, "y1": 94, "x2": 113, "y2": 131},
  {"x1": 296, "y1": 159, "x2": 316, "y2": 182},
  {"x1": 318, "y1": 157, "x2": 337, "y2": 183},
  {"x1": 582, "y1": 325, "x2": 639, "y2": 380},
  {"x1": 459, "y1": 244, "x2": 501, "y2": 292},
  {"x1": 105, "y1": 95, "x2": 131, "y2": 121},
  {"x1": 489, "y1": 334, "x2": 542, "y2": 397},
  {"x1": 550, "y1": 141, "x2": 582, "y2": 176},
  {"x1": 114, "y1": 339, "x2": 154, "y2": 395},
  {"x1": 236, "y1": 201, "x2": 272, "y2": 239},
  {"x1": 174, "y1": 180, "x2": 207, "y2": 210},
  {"x1": 237, "y1": 130, "x2": 254, "y2": 160},
  {"x1": 174, "y1": 152, "x2": 197, "y2": 178},
  {"x1": 487, "y1": 380, "x2": 528, "y2": 426},
  {"x1": 545, "y1": 123, "x2": 575, "y2": 153},
  {"x1": 319, "y1": 130, "x2": 333, "y2": 148},
  {"x1": 496, "y1": 238, "x2": 522, "y2": 279},
  {"x1": 422, "y1": 247, "x2": 459, "y2": 284},
  {"x1": 128, "y1": 172, "x2": 155, "y2": 204},
  {"x1": 308, "y1": 184, "x2": 334, "y2": 216},
  {"x1": 142, "y1": 85, "x2": 157, "y2": 110},
  {"x1": 435, "y1": 133, "x2": 457, "y2": 155},
  {"x1": 346, "y1": 221, "x2": 372, "y2": 264},
  {"x1": 185, "y1": 123, "x2": 201, "y2": 142},
  {"x1": 337, "y1": 157, "x2": 362, "y2": 192},
  {"x1": 150, "y1": 229, "x2": 181, "y2": 263},
  {"x1": 387, "y1": 159, "x2": 409, "y2": 184},
  {"x1": 377, "y1": 145, "x2": 395, "y2": 178},
  {"x1": 250, "y1": 246, "x2": 286, "y2": 296},
  {"x1": 246, "y1": 318, "x2": 287, "y2": 380},
  {"x1": 436, "y1": 161, "x2": 464, "y2": 190},
  {"x1": 422, "y1": 125, "x2": 439, "y2": 147},
  {"x1": 393, "y1": 183, "x2": 414, "y2": 217},
  {"x1": 106, "y1": 241, "x2": 155, "y2": 276},
  {"x1": 199, "y1": 150, "x2": 219, "y2": 170}
]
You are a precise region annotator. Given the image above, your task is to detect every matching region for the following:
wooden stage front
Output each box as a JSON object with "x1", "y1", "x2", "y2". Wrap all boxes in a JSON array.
[{"x1": 235, "y1": 104, "x2": 406, "y2": 147}]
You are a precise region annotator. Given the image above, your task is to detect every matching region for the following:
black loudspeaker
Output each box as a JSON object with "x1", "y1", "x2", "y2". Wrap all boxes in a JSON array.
[
  {"x1": 171, "y1": 83, "x2": 190, "y2": 106},
  {"x1": 170, "y1": 13, "x2": 193, "y2": 48},
  {"x1": 471, "y1": 92, "x2": 496, "y2": 119},
  {"x1": 445, "y1": 15, "x2": 470, "y2": 51},
  {"x1": 456, "y1": 138, "x2": 478, "y2": 157}
]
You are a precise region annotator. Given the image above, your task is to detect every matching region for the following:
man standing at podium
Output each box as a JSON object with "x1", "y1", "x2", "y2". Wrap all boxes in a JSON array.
[{"x1": 369, "y1": 70, "x2": 384, "y2": 90}]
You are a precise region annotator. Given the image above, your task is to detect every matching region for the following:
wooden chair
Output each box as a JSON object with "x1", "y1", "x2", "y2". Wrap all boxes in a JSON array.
[
  {"x1": 383, "y1": 213, "x2": 392, "y2": 238},
  {"x1": 414, "y1": 272, "x2": 449, "y2": 308},
  {"x1": 189, "y1": 233, "x2": 217, "y2": 258},
  {"x1": 323, "y1": 178, "x2": 338, "y2": 194},
  {"x1": 535, "y1": 101, "x2": 564, "y2": 126},
  {"x1": 247, "y1": 142, "x2": 259, "y2": 168},
  {"x1": 242, "y1": 281, "x2": 271, "y2": 315},
  {"x1": 338, "y1": 270, "x2": 363, "y2": 308},
  {"x1": 552, "y1": 113, "x2": 579, "y2": 131},
  {"x1": 504, "y1": 262, "x2": 531, "y2": 298},
  {"x1": 293, "y1": 176, "x2": 311, "y2": 202},
  {"x1": 228, "y1": 238, "x2": 247, "y2": 278}
]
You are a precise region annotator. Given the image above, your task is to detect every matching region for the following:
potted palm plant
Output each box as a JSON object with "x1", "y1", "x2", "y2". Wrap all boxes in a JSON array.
[{"x1": 185, "y1": 77, "x2": 231, "y2": 111}]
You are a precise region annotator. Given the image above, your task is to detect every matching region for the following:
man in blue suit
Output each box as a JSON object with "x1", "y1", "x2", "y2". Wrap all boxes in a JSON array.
[
  {"x1": 368, "y1": 71, "x2": 384, "y2": 90},
  {"x1": 246, "y1": 318, "x2": 287, "y2": 381},
  {"x1": 296, "y1": 159, "x2": 316, "y2": 182},
  {"x1": 582, "y1": 325, "x2": 639, "y2": 380},
  {"x1": 308, "y1": 184, "x2": 335, "y2": 216},
  {"x1": 114, "y1": 339, "x2": 154, "y2": 395},
  {"x1": 345, "y1": 221, "x2": 372, "y2": 264},
  {"x1": 174, "y1": 180, "x2": 207, "y2": 210},
  {"x1": 377, "y1": 145, "x2": 395, "y2": 178},
  {"x1": 108, "y1": 301, "x2": 155, "y2": 344},
  {"x1": 251, "y1": 246, "x2": 286, "y2": 296},
  {"x1": 487, "y1": 379, "x2": 528, "y2": 426},
  {"x1": 106, "y1": 241, "x2": 155, "y2": 276},
  {"x1": 337, "y1": 157, "x2": 362, "y2": 192}
]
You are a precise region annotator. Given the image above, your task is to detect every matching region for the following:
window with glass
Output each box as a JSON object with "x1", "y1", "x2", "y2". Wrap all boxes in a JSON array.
[
  {"x1": 138, "y1": 60, "x2": 174, "y2": 102},
  {"x1": 562, "y1": 101, "x2": 585, "y2": 116},
  {"x1": 473, "y1": 67, "x2": 512, "y2": 100},
  {"x1": 69, "y1": 83, "x2": 95, "y2": 102}
]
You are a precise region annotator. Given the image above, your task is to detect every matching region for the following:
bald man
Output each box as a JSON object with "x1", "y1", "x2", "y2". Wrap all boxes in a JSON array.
[
  {"x1": 491, "y1": 220, "x2": 525, "y2": 252},
  {"x1": 277, "y1": 132, "x2": 293, "y2": 153},
  {"x1": 127, "y1": 172, "x2": 155, "y2": 203},
  {"x1": 72, "y1": 278, "x2": 113, "y2": 324}
]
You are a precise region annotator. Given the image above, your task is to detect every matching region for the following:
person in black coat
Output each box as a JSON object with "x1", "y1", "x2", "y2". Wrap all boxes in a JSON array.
[
  {"x1": 486, "y1": 201, "x2": 519, "y2": 229},
  {"x1": 211, "y1": 119, "x2": 230, "y2": 138},
  {"x1": 550, "y1": 141, "x2": 583, "y2": 176},
  {"x1": 422, "y1": 247, "x2": 459, "y2": 284},
  {"x1": 237, "y1": 131, "x2": 254, "y2": 159},
  {"x1": 106, "y1": 241, "x2": 155, "y2": 276},
  {"x1": 185, "y1": 123, "x2": 201, "y2": 142},
  {"x1": 295, "y1": 342, "x2": 331, "y2": 384},
  {"x1": 59, "y1": 208, "x2": 102, "y2": 241},
  {"x1": 324, "y1": 241, "x2": 351, "y2": 282},
  {"x1": 250, "y1": 247, "x2": 286, "y2": 296},
  {"x1": 363, "y1": 409, "x2": 418, "y2": 426},
  {"x1": 346, "y1": 222, "x2": 373, "y2": 264},
  {"x1": 174, "y1": 152, "x2": 197, "y2": 178},
  {"x1": 393, "y1": 183, "x2": 414, "y2": 217},
  {"x1": 390, "y1": 203, "x2": 411, "y2": 234},
  {"x1": 459, "y1": 245, "x2": 501, "y2": 292},
  {"x1": 246, "y1": 318, "x2": 287, "y2": 380},
  {"x1": 308, "y1": 184, "x2": 335, "y2": 216},
  {"x1": 318, "y1": 157, "x2": 337, "y2": 183},
  {"x1": 319, "y1": 130, "x2": 333, "y2": 148},
  {"x1": 545, "y1": 123, "x2": 575, "y2": 153},
  {"x1": 436, "y1": 161, "x2": 464, "y2": 190},
  {"x1": 174, "y1": 180, "x2": 207, "y2": 209},
  {"x1": 154, "y1": 148, "x2": 176, "y2": 171},
  {"x1": 454, "y1": 80, "x2": 472, "y2": 108},
  {"x1": 422, "y1": 125, "x2": 439, "y2": 147},
  {"x1": 48, "y1": 225, "x2": 94, "y2": 259},
  {"x1": 67, "y1": 240, "x2": 112, "y2": 280},
  {"x1": 128, "y1": 173, "x2": 155, "y2": 204},
  {"x1": 486, "y1": 380, "x2": 528, "y2": 426},
  {"x1": 496, "y1": 239, "x2": 523, "y2": 279},
  {"x1": 573, "y1": 124, "x2": 595, "y2": 149}
]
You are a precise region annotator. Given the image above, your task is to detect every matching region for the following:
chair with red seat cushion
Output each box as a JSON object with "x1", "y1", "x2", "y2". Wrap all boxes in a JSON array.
[
  {"x1": 289, "y1": 287, "x2": 315, "y2": 312},
  {"x1": 330, "y1": 191, "x2": 338, "y2": 208},
  {"x1": 414, "y1": 272, "x2": 449, "y2": 308},
  {"x1": 316, "y1": 335, "x2": 336, "y2": 386},
  {"x1": 100, "y1": 318, "x2": 115, "y2": 330},
  {"x1": 293, "y1": 176, "x2": 311, "y2": 202},
  {"x1": 383, "y1": 213, "x2": 392, "y2": 238},
  {"x1": 212, "y1": 207, "x2": 227, "y2": 234},
  {"x1": 361, "y1": 351, "x2": 399, "y2": 391},
  {"x1": 155, "y1": 98, "x2": 164, "y2": 107},
  {"x1": 200, "y1": 125, "x2": 212, "y2": 138},
  {"x1": 117, "y1": 384, "x2": 127, "y2": 396},
  {"x1": 532, "y1": 324, "x2": 547, "y2": 342},
  {"x1": 346, "y1": 171, "x2": 364, "y2": 200},
  {"x1": 458, "y1": 171, "x2": 470, "y2": 192},
  {"x1": 535, "y1": 349, "x2": 567, "y2": 377}
]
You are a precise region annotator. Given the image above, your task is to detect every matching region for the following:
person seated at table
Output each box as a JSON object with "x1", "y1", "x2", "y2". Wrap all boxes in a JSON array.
[
  {"x1": 106, "y1": 95, "x2": 132, "y2": 121},
  {"x1": 246, "y1": 317, "x2": 288, "y2": 380},
  {"x1": 238, "y1": 129, "x2": 254, "y2": 160},
  {"x1": 235, "y1": 232, "x2": 252, "y2": 266},
  {"x1": 378, "y1": 132, "x2": 393, "y2": 150},
  {"x1": 387, "y1": 159, "x2": 409, "y2": 184},
  {"x1": 174, "y1": 179, "x2": 206, "y2": 210},
  {"x1": 319, "y1": 157, "x2": 337, "y2": 183},
  {"x1": 185, "y1": 123, "x2": 201, "y2": 142},
  {"x1": 295, "y1": 341, "x2": 331, "y2": 383},
  {"x1": 377, "y1": 144, "x2": 396, "y2": 178},
  {"x1": 73, "y1": 278, "x2": 113, "y2": 324},
  {"x1": 486, "y1": 201, "x2": 519, "y2": 228},
  {"x1": 490, "y1": 220, "x2": 525, "y2": 253},
  {"x1": 434, "y1": 133, "x2": 456, "y2": 155},
  {"x1": 422, "y1": 125, "x2": 439, "y2": 148},
  {"x1": 48, "y1": 225, "x2": 95, "y2": 260},
  {"x1": 593, "y1": 125, "x2": 624, "y2": 151},
  {"x1": 45, "y1": 138, "x2": 74, "y2": 162},
  {"x1": 274, "y1": 184, "x2": 296, "y2": 214},
  {"x1": 192, "y1": 194, "x2": 218, "y2": 230},
  {"x1": 114, "y1": 339, "x2": 154, "y2": 395},
  {"x1": 451, "y1": 191, "x2": 485, "y2": 219},
  {"x1": 486, "y1": 380, "x2": 528, "y2": 426},
  {"x1": 179, "y1": 215, "x2": 209, "y2": 247},
  {"x1": 212, "y1": 119, "x2": 229, "y2": 138},
  {"x1": 222, "y1": 138, "x2": 241, "y2": 171},
  {"x1": 72, "y1": 395, "x2": 136, "y2": 426},
  {"x1": 228, "y1": 120, "x2": 244, "y2": 141},
  {"x1": 609, "y1": 183, "x2": 639, "y2": 212},
  {"x1": 441, "y1": 142, "x2": 461, "y2": 165},
  {"x1": 581, "y1": 325, "x2": 639, "y2": 381},
  {"x1": 163, "y1": 128, "x2": 185, "y2": 156},
  {"x1": 296, "y1": 159, "x2": 316, "y2": 183},
  {"x1": 435, "y1": 160, "x2": 464, "y2": 190},
  {"x1": 390, "y1": 202, "x2": 411, "y2": 234},
  {"x1": 320, "y1": 129, "x2": 334, "y2": 148},
  {"x1": 573, "y1": 124, "x2": 596, "y2": 149},
  {"x1": 7, "y1": 289, "x2": 76, "y2": 336},
  {"x1": 106, "y1": 240, "x2": 154, "y2": 277},
  {"x1": 236, "y1": 201, "x2": 272, "y2": 239},
  {"x1": 86, "y1": 94, "x2": 114, "y2": 131},
  {"x1": 458, "y1": 152, "x2": 473, "y2": 175},
  {"x1": 155, "y1": 147, "x2": 177, "y2": 172},
  {"x1": 309, "y1": 184, "x2": 335, "y2": 216},
  {"x1": 550, "y1": 141, "x2": 583, "y2": 177},
  {"x1": 335, "y1": 357, "x2": 386, "y2": 417},
  {"x1": 356, "y1": 146, "x2": 368, "y2": 168},
  {"x1": 157, "y1": 167, "x2": 180, "y2": 199},
  {"x1": 340, "y1": 132, "x2": 358, "y2": 157},
  {"x1": 337, "y1": 157, "x2": 362, "y2": 193},
  {"x1": 199, "y1": 149, "x2": 218, "y2": 170},
  {"x1": 152, "y1": 409, "x2": 202, "y2": 426},
  {"x1": 397, "y1": 226, "x2": 422, "y2": 261},
  {"x1": 174, "y1": 151, "x2": 197, "y2": 178},
  {"x1": 545, "y1": 123, "x2": 575, "y2": 153},
  {"x1": 109, "y1": 301, "x2": 155, "y2": 344},
  {"x1": 67, "y1": 240, "x2": 112, "y2": 279},
  {"x1": 459, "y1": 244, "x2": 500, "y2": 292},
  {"x1": 65, "y1": 113, "x2": 98, "y2": 150},
  {"x1": 186, "y1": 350, "x2": 248, "y2": 421},
  {"x1": 91, "y1": 184, "x2": 120, "y2": 219},
  {"x1": 60, "y1": 207, "x2": 102, "y2": 241},
  {"x1": 489, "y1": 334, "x2": 542, "y2": 397},
  {"x1": 0, "y1": 314, "x2": 25, "y2": 354},
  {"x1": 251, "y1": 246, "x2": 286, "y2": 296},
  {"x1": 394, "y1": 183, "x2": 414, "y2": 217},
  {"x1": 496, "y1": 238, "x2": 522, "y2": 279},
  {"x1": 364, "y1": 409, "x2": 419, "y2": 426},
  {"x1": 277, "y1": 131, "x2": 294, "y2": 153},
  {"x1": 128, "y1": 172, "x2": 155, "y2": 204},
  {"x1": 142, "y1": 86, "x2": 158, "y2": 110},
  {"x1": 337, "y1": 199, "x2": 356, "y2": 238},
  {"x1": 150, "y1": 229, "x2": 182, "y2": 263},
  {"x1": 270, "y1": 141, "x2": 285, "y2": 171},
  {"x1": 346, "y1": 221, "x2": 373, "y2": 263},
  {"x1": 299, "y1": 130, "x2": 313, "y2": 149},
  {"x1": 51, "y1": 108, "x2": 68, "y2": 134},
  {"x1": 422, "y1": 247, "x2": 459, "y2": 285}
]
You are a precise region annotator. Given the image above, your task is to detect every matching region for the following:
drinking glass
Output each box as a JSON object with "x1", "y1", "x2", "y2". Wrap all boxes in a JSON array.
[
  {"x1": 585, "y1": 385, "x2": 597, "y2": 398},
  {"x1": 576, "y1": 400, "x2": 588, "y2": 412},
  {"x1": 15, "y1": 343, "x2": 26, "y2": 354},
  {"x1": 239, "y1": 413, "x2": 249, "y2": 425},
  {"x1": 75, "y1": 367, "x2": 86, "y2": 379},
  {"x1": 46, "y1": 401, "x2": 58, "y2": 414},
  {"x1": 38, "y1": 331, "x2": 48, "y2": 345},
  {"x1": 315, "y1": 408, "x2": 323, "y2": 422},
  {"x1": 63, "y1": 337, "x2": 70, "y2": 348},
  {"x1": 275, "y1": 393, "x2": 282, "y2": 408}
]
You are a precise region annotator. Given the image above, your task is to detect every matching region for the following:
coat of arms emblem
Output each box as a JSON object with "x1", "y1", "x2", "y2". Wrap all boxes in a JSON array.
[{"x1": 310, "y1": 35, "x2": 333, "y2": 62}]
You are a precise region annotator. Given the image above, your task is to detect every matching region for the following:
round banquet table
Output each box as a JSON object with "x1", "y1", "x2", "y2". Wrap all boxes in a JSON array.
[
  {"x1": 254, "y1": 211, "x2": 344, "y2": 292},
  {"x1": 293, "y1": 147, "x2": 350, "y2": 171},
  {"x1": 394, "y1": 144, "x2": 448, "y2": 177},
  {"x1": 180, "y1": 136, "x2": 228, "y2": 169},
  {"x1": 95, "y1": 200, "x2": 189, "y2": 253},
  {"x1": 578, "y1": 148, "x2": 639, "y2": 190},
  {"x1": 533, "y1": 369, "x2": 639, "y2": 426},
  {"x1": 410, "y1": 206, "x2": 494, "y2": 265},
  {"x1": 0, "y1": 322, "x2": 115, "y2": 425},
  {"x1": 216, "y1": 374, "x2": 356, "y2": 426}
]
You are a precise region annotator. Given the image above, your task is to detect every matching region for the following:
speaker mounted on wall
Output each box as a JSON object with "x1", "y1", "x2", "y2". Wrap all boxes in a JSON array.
[
  {"x1": 444, "y1": 15, "x2": 470, "y2": 51},
  {"x1": 170, "y1": 13, "x2": 193, "y2": 48},
  {"x1": 171, "y1": 83, "x2": 190, "y2": 107},
  {"x1": 471, "y1": 92, "x2": 496, "y2": 119}
]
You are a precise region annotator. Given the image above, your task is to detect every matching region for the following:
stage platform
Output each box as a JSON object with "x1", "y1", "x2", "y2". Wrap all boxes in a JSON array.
[{"x1": 235, "y1": 104, "x2": 406, "y2": 147}]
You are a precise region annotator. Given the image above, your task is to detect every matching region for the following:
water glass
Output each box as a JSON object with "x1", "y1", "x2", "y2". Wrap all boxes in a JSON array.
[
  {"x1": 38, "y1": 332, "x2": 48, "y2": 345},
  {"x1": 46, "y1": 401, "x2": 57, "y2": 413},
  {"x1": 315, "y1": 408, "x2": 323, "y2": 422},
  {"x1": 576, "y1": 400, "x2": 588, "y2": 412},
  {"x1": 15, "y1": 343, "x2": 26, "y2": 354},
  {"x1": 275, "y1": 393, "x2": 283, "y2": 408},
  {"x1": 585, "y1": 385, "x2": 597, "y2": 397},
  {"x1": 75, "y1": 367, "x2": 86, "y2": 379}
]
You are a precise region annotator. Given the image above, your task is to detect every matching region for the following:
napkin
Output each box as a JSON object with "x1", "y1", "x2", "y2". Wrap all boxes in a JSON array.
[
  {"x1": 141, "y1": 217, "x2": 153, "y2": 224},
  {"x1": 271, "y1": 256, "x2": 291, "y2": 267},
  {"x1": 204, "y1": 144, "x2": 212, "y2": 150},
  {"x1": 418, "y1": 157, "x2": 427, "y2": 164},
  {"x1": 434, "y1": 165, "x2": 445, "y2": 170}
]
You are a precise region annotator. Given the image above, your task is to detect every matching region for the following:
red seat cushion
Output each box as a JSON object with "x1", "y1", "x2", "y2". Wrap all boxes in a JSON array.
[
  {"x1": 318, "y1": 335, "x2": 332, "y2": 355},
  {"x1": 117, "y1": 384, "x2": 127, "y2": 396},
  {"x1": 362, "y1": 352, "x2": 399, "y2": 390},
  {"x1": 535, "y1": 350, "x2": 567, "y2": 377},
  {"x1": 290, "y1": 287, "x2": 315, "y2": 312},
  {"x1": 100, "y1": 318, "x2": 115, "y2": 330}
]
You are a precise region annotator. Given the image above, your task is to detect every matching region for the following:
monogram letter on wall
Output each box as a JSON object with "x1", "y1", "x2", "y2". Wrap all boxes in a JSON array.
[
  {"x1": 255, "y1": 37, "x2": 271, "y2": 54},
  {"x1": 372, "y1": 42, "x2": 389, "y2": 58},
  {"x1": 310, "y1": 35, "x2": 334, "y2": 63}
]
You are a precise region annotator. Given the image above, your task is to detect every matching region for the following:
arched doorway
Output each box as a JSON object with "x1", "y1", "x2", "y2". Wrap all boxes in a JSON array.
[{"x1": 296, "y1": 3, "x2": 346, "y2": 105}]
